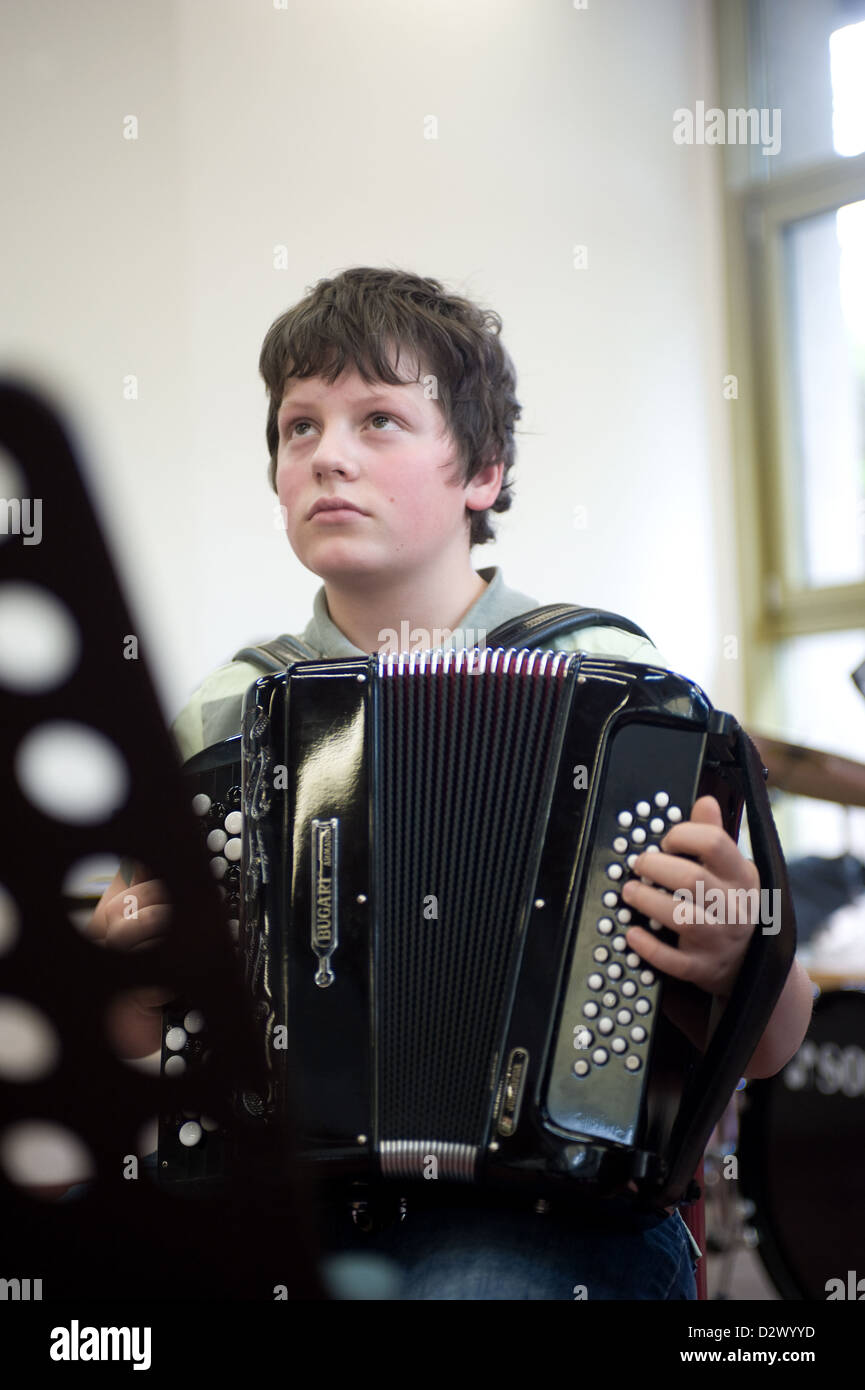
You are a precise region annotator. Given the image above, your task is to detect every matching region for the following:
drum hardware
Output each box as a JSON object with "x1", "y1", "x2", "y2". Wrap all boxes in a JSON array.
[{"x1": 736, "y1": 986, "x2": 865, "y2": 1301}]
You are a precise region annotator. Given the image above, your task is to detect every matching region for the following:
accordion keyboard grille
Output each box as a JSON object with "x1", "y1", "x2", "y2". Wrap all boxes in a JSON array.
[{"x1": 376, "y1": 649, "x2": 575, "y2": 1145}]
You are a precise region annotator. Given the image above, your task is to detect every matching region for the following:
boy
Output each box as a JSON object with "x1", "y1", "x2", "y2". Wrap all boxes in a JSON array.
[{"x1": 93, "y1": 266, "x2": 813, "y2": 1298}]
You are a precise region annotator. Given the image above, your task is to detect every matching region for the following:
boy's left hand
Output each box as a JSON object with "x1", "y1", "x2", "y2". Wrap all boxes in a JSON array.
[{"x1": 620, "y1": 794, "x2": 760, "y2": 998}]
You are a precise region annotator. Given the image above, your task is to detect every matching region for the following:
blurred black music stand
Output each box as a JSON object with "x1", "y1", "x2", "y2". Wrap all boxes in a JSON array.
[{"x1": 0, "y1": 380, "x2": 326, "y2": 1301}]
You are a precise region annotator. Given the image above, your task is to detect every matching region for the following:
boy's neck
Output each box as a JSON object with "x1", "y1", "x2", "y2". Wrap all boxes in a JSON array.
[{"x1": 321, "y1": 558, "x2": 490, "y2": 654}]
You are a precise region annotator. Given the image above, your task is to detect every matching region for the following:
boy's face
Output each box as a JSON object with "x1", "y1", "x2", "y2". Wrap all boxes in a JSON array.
[{"x1": 274, "y1": 361, "x2": 502, "y2": 585}]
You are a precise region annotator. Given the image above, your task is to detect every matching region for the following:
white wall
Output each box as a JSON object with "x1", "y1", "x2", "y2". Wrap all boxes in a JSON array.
[{"x1": 0, "y1": 0, "x2": 741, "y2": 724}]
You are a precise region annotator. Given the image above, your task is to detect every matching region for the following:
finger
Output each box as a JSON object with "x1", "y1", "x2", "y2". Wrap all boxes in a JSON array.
[
  {"x1": 620, "y1": 878, "x2": 687, "y2": 932},
  {"x1": 129, "y1": 984, "x2": 175, "y2": 1011},
  {"x1": 622, "y1": 857, "x2": 725, "y2": 905},
  {"x1": 623, "y1": 924, "x2": 695, "y2": 984},
  {"x1": 103, "y1": 905, "x2": 172, "y2": 950},
  {"x1": 106, "y1": 880, "x2": 172, "y2": 913},
  {"x1": 656, "y1": 803, "x2": 748, "y2": 884},
  {"x1": 688, "y1": 795, "x2": 724, "y2": 827},
  {"x1": 82, "y1": 914, "x2": 108, "y2": 944}
]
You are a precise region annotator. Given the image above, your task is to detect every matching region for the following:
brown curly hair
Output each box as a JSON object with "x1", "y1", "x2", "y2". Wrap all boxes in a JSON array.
[{"x1": 258, "y1": 266, "x2": 521, "y2": 546}]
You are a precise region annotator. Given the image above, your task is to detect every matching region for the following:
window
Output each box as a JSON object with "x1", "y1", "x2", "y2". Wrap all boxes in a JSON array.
[{"x1": 718, "y1": 0, "x2": 865, "y2": 861}]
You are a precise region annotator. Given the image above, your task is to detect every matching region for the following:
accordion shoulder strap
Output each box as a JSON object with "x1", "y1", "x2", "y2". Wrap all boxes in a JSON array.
[
  {"x1": 485, "y1": 604, "x2": 653, "y2": 652},
  {"x1": 232, "y1": 633, "x2": 319, "y2": 673},
  {"x1": 233, "y1": 606, "x2": 654, "y2": 674}
]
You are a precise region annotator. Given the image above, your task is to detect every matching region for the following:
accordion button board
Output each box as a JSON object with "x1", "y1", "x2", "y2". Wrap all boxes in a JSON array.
[
  {"x1": 544, "y1": 722, "x2": 705, "y2": 1148},
  {"x1": 157, "y1": 759, "x2": 245, "y2": 1182}
]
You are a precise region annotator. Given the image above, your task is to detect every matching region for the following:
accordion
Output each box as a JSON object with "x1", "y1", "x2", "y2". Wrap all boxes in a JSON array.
[{"x1": 158, "y1": 648, "x2": 794, "y2": 1210}]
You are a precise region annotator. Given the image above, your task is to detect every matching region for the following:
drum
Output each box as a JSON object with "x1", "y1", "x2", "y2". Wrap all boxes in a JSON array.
[{"x1": 738, "y1": 986, "x2": 865, "y2": 1300}]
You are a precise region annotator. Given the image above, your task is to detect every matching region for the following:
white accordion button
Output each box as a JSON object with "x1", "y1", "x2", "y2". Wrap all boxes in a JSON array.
[
  {"x1": 631, "y1": 827, "x2": 646, "y2": 844},
  {"x1": 179, "y1": 1121, "x2": 202, "y2": 1148},
  {"x1": 654, "y1": 792, "x2": 670, "y2": 808},
  {"x1": 224, "y1": 811, "x2": 242, "y2": 835},
  {"x1": 616, "y1": 1009, "x2": 633, "y2": 1025},
  {"x1": 612, "y1": 1037, "x2": 627, "y2": 1054},
  {"x1": 210, "y1": 856, "x2": 228, "y2": 880},
  {"x1": 625, "y1": 952, "x2": 641, "y2": 969},
  {"x1": 617, "y1": 811, "x2": 633, "y2": 828},
  {"x1": 613, "y1": 837, "x2": 628, "y2": 854},
  {"x1": 164, "y1": 1055, "x2": 186, "y2": 1076},
  {"x1": 607, "y1": 963, "x2": 623, "y2": 980},
  {"x1": 602, "y1": 992, "x2": 617, "y2": 1008},
  {"x1": 622, "y1": 981, "x2": 637, "y2": 998},
  {"x1": 612, "y1": 935, "x2": 627, "y2": 952},
  {"x1": 630, "y1": 1025, "x2": 647, "y2": 1043},
  {"x1": 200, "y1": 1115, "x2": 219, "y2": 1132},
  {"x1": 598, "y1": 1016, "x2": 614, "y2": 1034},
  {"x1": 597, "y1": 917, "x2": 613, "y2": 935},
  {"x1": 224, "y1": 837, "x2": 242, "y2": 863},
  {"x1": 646, "y1": 843, "x2": 660, "y2": 854},
  {"x1": 635, "y1": 998, "x2": 652, "y2": 1015},
  {"x1": 206, "y1": 829, "x2": 227, "y2": 853},
  {"x1": 636, "y1": 801, "x2": 651, "y2": 818},
  {"x1": 191, "y1": 794, "x2": 211, "y2": 816},
  {"x1": 573, "y1": 1059, "x2": 590, "y2": 1077},
  {"x1": 616, "y1": 908, "x2": 632, "y2": 924},
  {"x1": 627, "y1": 854, "x2": 639, "y2": 870},
  {"x1": 592, "y1": 946, "x2": 609, "y2": 963},
  {"x1": 587, "y1": 973, "x2": 604, "y2": 991},
  {"x1": 606, "y1": 864, "x2": 623, "y2": 880},
  {"x1": 583, "y1": 1001, "x2": 599, "y2": 1018},
  {"x1": 667, "y1": 806, "x2": 683, "y2": 823},
  {"x1": 183, "y1": 1010, "x2": 205, "y2": 1034},
  {"x1": 648, "y1": 918, "x2": 661, "y2": 930},
  {"x1": 640, "y1": 970, "x2": 655, "y2": 986},
  {"x1": 625, "y1": 1056, "x2": 642, "y2": 1072},
  {"x1": 602, "y1": 891, "x2": 618, "y2": 908},
  {"x1": 650, "y1": 818, "x2": 665, "y2": 835},
  {"x1": 165, "y1": 1027, "x2": 187, "y2": 1052},
  {"x1": 592, "y1": 1048, "x2": 609, "y2": 1065}
]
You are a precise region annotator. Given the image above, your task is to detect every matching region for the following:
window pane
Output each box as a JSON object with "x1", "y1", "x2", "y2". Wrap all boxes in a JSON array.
[
  {"x1": 749, "y1": 0, "x2": 865, "y2": 176},
  {"x1": 769, "y1": 629, "x2": 865, "y2": 861},
  {"x1": 783, "y1": 200, "x2": 865, "y2": 587}
]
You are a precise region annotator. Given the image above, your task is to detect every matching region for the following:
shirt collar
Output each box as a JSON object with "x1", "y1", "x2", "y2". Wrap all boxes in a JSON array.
[{"x1": 299, "y1": 566, "x2": 541, "y2": 658}]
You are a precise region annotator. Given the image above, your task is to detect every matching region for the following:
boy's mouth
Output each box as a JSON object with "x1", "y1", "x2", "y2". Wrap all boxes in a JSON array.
[{"x1": 307, "y1": 497, "x2": 367, "y2": 520}]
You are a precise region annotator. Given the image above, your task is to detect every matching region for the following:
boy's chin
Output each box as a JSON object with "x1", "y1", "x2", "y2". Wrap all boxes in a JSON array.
[{"x1": 295, "y1": 544, "x2": 399, "y2": 585}]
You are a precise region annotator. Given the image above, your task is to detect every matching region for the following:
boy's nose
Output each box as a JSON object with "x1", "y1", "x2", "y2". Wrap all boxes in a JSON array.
[{"x1": 313, "y1": 451, "x2": 360, "y2": 479}]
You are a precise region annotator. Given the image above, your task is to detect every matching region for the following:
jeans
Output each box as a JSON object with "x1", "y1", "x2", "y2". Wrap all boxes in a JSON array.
[
  {"x1": 319, "y1": 1198, "x2": 699, "y2": 1301},
  {"x1": 60, "y1": 1154, "x2": 699, "y2": 1300}
]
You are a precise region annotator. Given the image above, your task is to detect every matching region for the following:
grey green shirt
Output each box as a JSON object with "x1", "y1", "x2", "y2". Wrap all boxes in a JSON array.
[{"x1": 171, "y1": 565, "x2": 665, "y2": 761}]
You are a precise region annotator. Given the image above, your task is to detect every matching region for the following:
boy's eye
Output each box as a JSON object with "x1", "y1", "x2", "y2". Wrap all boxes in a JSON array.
[{"x1": 283, "y1": 412, "x2": 399, "y2": 439}]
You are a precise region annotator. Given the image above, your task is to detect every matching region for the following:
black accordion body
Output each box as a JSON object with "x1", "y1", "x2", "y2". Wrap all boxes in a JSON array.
[{"x1": 158, "y1": 648, "x2": 794, "y2": 1210}]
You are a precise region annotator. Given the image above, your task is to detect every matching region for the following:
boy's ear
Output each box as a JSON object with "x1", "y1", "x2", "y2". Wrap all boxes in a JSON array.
[{"x1": 465, "y1": 458, "x2": 504, "y2": 510}]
